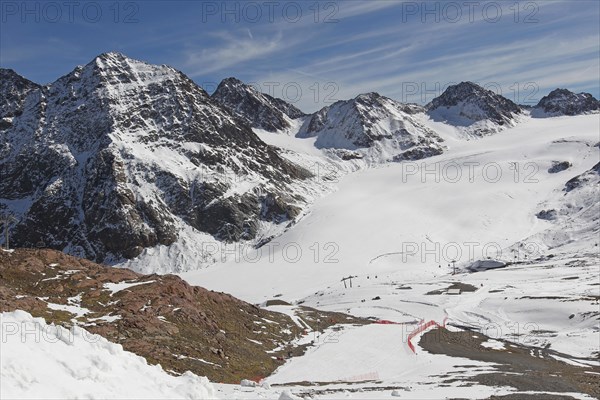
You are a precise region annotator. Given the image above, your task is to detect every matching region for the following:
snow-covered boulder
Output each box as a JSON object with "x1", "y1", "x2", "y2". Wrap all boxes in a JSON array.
[
  {"x1": 279, "y1": 390, "x2": 303, "y2": 400},
  {"x1": 240, "y1": 379, "x2": 258, "y2": 387}
]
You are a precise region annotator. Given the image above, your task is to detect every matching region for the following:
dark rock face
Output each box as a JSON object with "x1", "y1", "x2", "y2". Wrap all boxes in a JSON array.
[
  {"x1": 564, "y1": 162, "x2": 600, "y2": 192},
  {"x1": 536, "y1": 209, "x2": 558, "y2": 220},
  {"x1": 0, "y1": 69, "x2": 40, "y2": 125},
  {"x1": 532, "y1": 89, "x2": 600, "y2": 117},
  {"x1": 211, "y1": 77, "x2": 306, "y2": 132},
  {"x1": 0, "y1": 53, "x2": 309, "y2": 263},
  {"x1": 548, "y1": 161, "x2": 572, "y2": 174},
  {"x1": 426, "y1": 82, "x2": 522, "y2": 134},
  {"x1": 392, "y1": 145, "x2": 444, "y2": 162},
  {"x1": 299, "y1": 92, "x2": 444, "y2": 161},
  {"x1": 260, "y1": 192, "x2": 302, "y2": 224}
]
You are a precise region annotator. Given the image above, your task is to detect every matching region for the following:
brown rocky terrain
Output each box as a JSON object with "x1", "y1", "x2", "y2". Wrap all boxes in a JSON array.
[
  {"x1": 0, "y1": 248, "x2": 365, "y2": 383},
  {"x1": 420, "y1": 327, "x2": 600, "y2": 399}
]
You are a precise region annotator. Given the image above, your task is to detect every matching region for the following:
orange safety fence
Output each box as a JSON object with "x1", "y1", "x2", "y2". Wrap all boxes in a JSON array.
[{"x1": 406, "y1": 317, "x2": 447, "y2": 353}]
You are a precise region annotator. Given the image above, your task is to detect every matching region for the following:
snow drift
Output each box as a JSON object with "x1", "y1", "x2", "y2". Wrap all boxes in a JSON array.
[{"x1": 0, "y1": 310, "x2": 216, "y2": 399}]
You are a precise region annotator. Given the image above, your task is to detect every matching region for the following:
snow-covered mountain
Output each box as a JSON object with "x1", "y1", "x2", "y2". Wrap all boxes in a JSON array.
[
  {"x1": 0, "y1": 52, "x2": 312, "y2": 264},
  {"x1": 530, "y1": 159, "x2": 600, "y2": 254},
  {"x1": 182, "y1": 114, "x2": 600, "y2": 398},
  {"x1": 532, "y1": 88, "x2": 600, "y2": 117},
  {"x1": 0, "y1": 69, "x2": 41, "y2": 130},
  {"x1": 298, "y1": 92, "x2": 445, "y2": 163},
  {"x1": 211, "y1": 77, "x2": 306, "y2": 132},
  {"x1": 2, "y1": 52, "x2": 597, "y2": 273},
  {"x1": 427, "y1": 81, "x2": 523, "y2": 137},
  {"x1": 180, "y1": 115, "x2": 600, "y2": 302},
  {"x1": 2, "y1": 53, "x2": 600, "y2": 399}
]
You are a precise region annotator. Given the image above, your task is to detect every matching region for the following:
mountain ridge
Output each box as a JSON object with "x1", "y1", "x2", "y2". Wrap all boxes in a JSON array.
[
  {"x1": 0, "y1": 53, "x2": 313, "y2": 265},
  {"x1": 212, "y1": 77, "x2": 306, "y2": 132},
  {"x1": 296, "y1": 91, "x2": 444, "y2": 163},
  {"x1": 532, "y1": 88, "x2": 600, "y2": 117},
  {"x1": 2, "y1": 52, "x2": 597, "y2": 271},
  {"x1": 426, "y1": 81, "x2": 523, "y2": 137}
]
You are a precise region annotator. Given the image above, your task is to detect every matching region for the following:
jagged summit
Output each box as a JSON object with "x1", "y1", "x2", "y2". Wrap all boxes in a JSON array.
[
  {"x1": 0, "y1": 68, "x2": 41, "y2": 127},
  {"x1": 352, "y1": 91, "x2": 425, "y2": 113},
  {"x1": 212, "y1": 77, "x2": 306, "y2": 132},
  {"x1": 426, "y1": 81, "x2": 522, "y2": 137},
  {"x1": 89, "y1": 51, "x2": 171, "y2": 71},
  {"x1": 532, "y1": 88, "x2": 599, "y2": 117},
  {"x1": 91, "y1": 51, "x2": 128, "y2": 64},
  {"x1": 298, "y1": 92, "x2": 443, "y2": 162},
  {"x1": 3, "y1": 52, "x2": 597, "y2": 271},
  {"x1": 355, "y1": 92, "x2": 381, "y2": 101},
  {"x1": 218, "y1": 76, "x2": 245, "y2": 86},
  {"x1": 0, "y1": 67, "x2": 35, "y2": 82},
  {"x1": 0, "y1": 53, "x2": 311, "y2": 265},
  {"x1": 71, "y1": 51, "x2": 193, "y2": 94},
  {"x1": 429, "y1": 81, "x2": 486, "y2": 102}
]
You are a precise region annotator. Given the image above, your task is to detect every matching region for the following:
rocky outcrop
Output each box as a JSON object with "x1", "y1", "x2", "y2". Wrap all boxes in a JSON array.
[
  {"x1": 532, "y1": 89, "x2": 599, "y2": 117},
  {"x1": 564, "y1": 162, "x2": 600, "y2": 192},
  {"x1": 0, "y1": 248, "x2": 366, "y2": 382},
  {"x1": 299, "y1": 92, "x2": 444, "y2": 162},
  {"x1": 0, "y1": 69, "x2": 40, "y2": 130},
  {"x1": 427, "y1": 82, "x2": 522, "y2": 136},
  {"x1": 0, "y1": 53, "x2": 311, "y2": 263},
  {"x1": 212, "y1": 77, "x2": 306, "y2": 132}
]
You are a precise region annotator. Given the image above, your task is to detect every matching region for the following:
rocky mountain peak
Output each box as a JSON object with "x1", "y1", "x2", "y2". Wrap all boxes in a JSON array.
[
  {"x1": 426, "y1": 81, "x2": 522, "y2": 136},
  {"x1": 299, "y1": 93, "x2": 444, "y2": 162},
  {"x1": 218, "y1": 76, "x2": 246, "y2": 87},
  {"x1": 355, "y1": 92, "x2": 382, "y2": 102},
  {"x1": 430, "y1": 81, "x2": 485, "y2": 104},
  {"x1": 212, "y1": 77, "x2": 306, "y2": 132},
  {"x1": 78, "y1": 52, "x2": 194, "y2": 94},
  {"x1": 428, "y1": 81, "x2": 520, "y2": 113},
  {"x1": 90, "y1": 51, "x2": 170, "y2": 74},
  {"x1": 1, "y1": 53, "x2": 311, "y2": 266},
  {"x1": 0, "y1": 67, "x2": 37, "y2": 87},
  {"x1": 0, "y1": 68, "x2": 40, "y2": 125},
  {"x1": 532, "y1": 88, "x2": 599, "y2": 117},
  {"x1": 95, "y1": 51, "x2": 129, "y2": 62}
]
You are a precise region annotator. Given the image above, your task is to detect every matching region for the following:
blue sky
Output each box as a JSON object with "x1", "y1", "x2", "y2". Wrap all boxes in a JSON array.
[{"x1": 1, "y1": 0, "x2": 599, "y2": 112}]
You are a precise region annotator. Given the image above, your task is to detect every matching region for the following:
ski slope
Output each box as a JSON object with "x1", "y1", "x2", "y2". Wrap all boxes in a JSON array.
[
  {"x1": 4, "y1": 113, "x2": 598, "y2": 399},
  {"x1": 180, "y1": 114, "x2": 599, "y2": 391},
  {"x1": 181, "y1": 114, "x2": 599, "y2": 303}
]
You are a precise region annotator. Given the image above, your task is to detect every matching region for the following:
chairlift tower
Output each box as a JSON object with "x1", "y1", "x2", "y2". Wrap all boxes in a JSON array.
[{"x1": 0, "y1": 214, "x2": 17, "y2": 250}]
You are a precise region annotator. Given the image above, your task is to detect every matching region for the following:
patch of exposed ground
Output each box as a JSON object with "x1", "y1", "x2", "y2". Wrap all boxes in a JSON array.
[
  {"x1": 419, "y1": 327, "x2": 600, "y2": 399},
  {"x1": 0, "y1": 248, "x2": 367, "y2": 383},
  {"x1": 426, "y1": 282, "x2": 479, "y2": 295}
]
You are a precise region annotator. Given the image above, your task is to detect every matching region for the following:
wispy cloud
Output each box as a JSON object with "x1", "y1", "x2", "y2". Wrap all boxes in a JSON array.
[
  {"x1": 250, "y1": 27, "x2": 599, "y2": 111},
  {"x1": 183, "y1": 30, "x2": 286, "y2": 75},
  {"x1": 1, "y1": 0, "x2": 597, "y2": 108}
]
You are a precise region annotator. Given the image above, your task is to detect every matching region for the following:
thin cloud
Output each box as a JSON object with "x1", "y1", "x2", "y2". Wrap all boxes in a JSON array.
[{"x1": 184, "y1": 30, "x2": 285, "y2": 75}]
